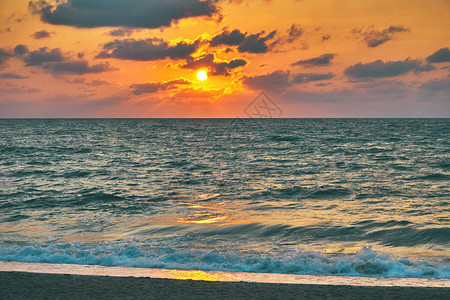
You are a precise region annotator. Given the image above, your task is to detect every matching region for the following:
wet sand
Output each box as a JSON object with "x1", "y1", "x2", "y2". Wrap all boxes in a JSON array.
[{"x1": 1, "y1": 271, "x2": 449, "y2": 299}]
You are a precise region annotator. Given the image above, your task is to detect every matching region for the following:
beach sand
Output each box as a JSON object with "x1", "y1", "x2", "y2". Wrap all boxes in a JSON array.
[{"x1": 1, "y1": 271, "x2": 449, "y2": 300}]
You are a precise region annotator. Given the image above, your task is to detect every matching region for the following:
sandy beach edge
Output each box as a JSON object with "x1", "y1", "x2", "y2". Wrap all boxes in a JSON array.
[{"x1": 1, "y1": 270, "x2": 449, "y2": 300}]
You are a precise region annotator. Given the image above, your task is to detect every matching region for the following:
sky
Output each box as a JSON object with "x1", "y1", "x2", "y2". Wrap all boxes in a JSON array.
[{"x1": 0, "y1": 0, "x2": 449, "y2": 118}]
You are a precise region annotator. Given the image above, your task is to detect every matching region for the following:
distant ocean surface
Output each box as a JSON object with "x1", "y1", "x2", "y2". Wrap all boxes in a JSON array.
[{"x1": 0, "y1": 119, "x2": 449, "y2": 278}]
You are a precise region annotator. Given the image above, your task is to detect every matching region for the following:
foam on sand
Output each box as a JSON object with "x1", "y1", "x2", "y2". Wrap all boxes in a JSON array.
[{"x1": 1, "y1": 261, "x2": 449, "y2": 287}]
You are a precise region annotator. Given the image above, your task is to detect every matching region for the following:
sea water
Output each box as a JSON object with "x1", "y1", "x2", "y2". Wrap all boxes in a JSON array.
[{"x1": 0, "y1": 119, "x2": 449, "y2": 278}]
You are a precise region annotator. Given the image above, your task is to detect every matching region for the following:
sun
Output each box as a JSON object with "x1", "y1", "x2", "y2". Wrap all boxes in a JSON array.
[{"x1": 197, "y1": 70, "x2": 207, "y2": 81}]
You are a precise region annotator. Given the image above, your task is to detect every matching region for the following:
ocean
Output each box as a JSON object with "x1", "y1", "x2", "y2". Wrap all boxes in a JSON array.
[{"x1": 0, "y1": 118, "x2": 449, "y2": 278}]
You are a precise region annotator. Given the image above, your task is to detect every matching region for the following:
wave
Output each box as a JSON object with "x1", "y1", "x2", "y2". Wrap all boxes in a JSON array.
[
  {"x1": 252, "y1": 186, "x2": 352, "y2": 200},
  {"x1": 0, "y1": 242, "x2": 448, "y2": 278}
]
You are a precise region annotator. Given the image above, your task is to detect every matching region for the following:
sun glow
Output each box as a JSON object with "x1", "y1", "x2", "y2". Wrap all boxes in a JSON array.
[{"x1": 197, "y1": 70, "x2": 207, "y2": 81}]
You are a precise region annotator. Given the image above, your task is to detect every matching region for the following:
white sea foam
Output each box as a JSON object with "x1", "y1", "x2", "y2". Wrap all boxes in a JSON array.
[
  {"x1": 1, "y1": 261, "x2": 449, "y2": 287},
  {"x1": 0, "y1": 241, "x2": 448, "y2": 278}
]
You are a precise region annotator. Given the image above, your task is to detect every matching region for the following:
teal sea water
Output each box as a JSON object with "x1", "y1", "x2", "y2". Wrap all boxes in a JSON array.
[{"x1": 0, "y1": 119, "x2": 449, "y2": 278}]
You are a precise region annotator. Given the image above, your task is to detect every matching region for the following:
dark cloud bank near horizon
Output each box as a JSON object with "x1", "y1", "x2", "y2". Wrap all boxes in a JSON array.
[
  {"x1": 344, "y1": 59, "x2": 434, "y2": 79},
  {"x1": 130, "y1": 78, "x2": 191, "y2": 95},
  {"x1": 243, "y1": 70, "x2": 335, "y2": 93}
]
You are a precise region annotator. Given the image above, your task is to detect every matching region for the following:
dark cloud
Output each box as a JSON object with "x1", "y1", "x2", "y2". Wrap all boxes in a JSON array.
[
  {"x1": 1, "y1": 27, "x2": 12, "y2": 33},
  {"x1": 28, "y1": 0, "x2": 48, "y2": 15},
  {"x1": 96, "y1": 38, "x2": 200, "y2": 61},
  {"x1": 0, "y1": 49, "x2": 13, "y2": 66},
  {"x1": 8, "y1": 13, "x2": 27, "y2": 23},
  {"x1": 210, "y1": 29, "x2": 277, "y2": 53},
  {"x1": 171, "y1": 87, "x2": 225, "y2": 100},
  {"x1": 426, "y1": 47, "x2": 450, "y2": 63},
  {"x1": 16, "y1": 46, "x2": 116, "y2": 75},
  {"x1": 108, "y1": 28, "x2": 134, "y2": 37},
  {"x1": 292, "y1": 53, "x2": 335, "y2": 67},
  {"x1": 210, "y1": 29, "x2": 246, "y2": 46},
  {"x1": 243, "y1": 70, "x2": 334, "y2": 93},
  {"x1": 344, "y1": 59, "x2": 434, "y2": 79},
  {"x1": 352, "y1": 79, "x2": 408, "y2": 97},
  {"x1": 14, "y1": 44, "x2": 29, "y2": 56},
  {"x1": 181, "y1": 54, "x2": 246, "y2": 76},
  {"x1": 130, "y1": 78, "x2": 190, "y2": 95},
  {"x1": 0, "y1": 73, "x2": 27, "y2": 79},
  {"x1": 419, "y1": 78, "x2": 450, "y2": 92},
  {"x1": 282, "y1": 89, "x2": 354, "y2": 103},
  {"x1": 353, "y1": 80, "x2": 405, "y2": 90},
  {"x1": 243, "y1": 70, "x2": 291, "y2": 93},
  {"x1": 66, "y1": 78, "x2": 112, "y2": 86},
  {"x1": 351, "y1": 25, "x2": 409, "y2": 47},
  {"x1": 30, "y1": 0, "x2": 218, "y2": 29},
  {"x1": 292, "y1": 72, "x2": 335, "y2": 83},
  {"x1": 238, "y1": 30, "x2": 277, "y2": 53},
  {"x1": 321, "y1": 34, "x2": 331, "y2": 42},
  {"x1": 43, "y1": 60, "x2": 115, "y2": 75},
  {"x1": 87, "y1": 79, "x2": 112, "y2": 86},
  {"x1": 0, "y1": 83, "x2": 41, "y2": 94},
  {"x1": 286, "y1": 24, "x2": 303, "y2": 43},
  {"x1": 66, "y1": 77, "x2": 85, "y2": 84},
  {"x1": 32, "y1": 30, "x2": 52, "y2": 39},
  {"x1": 24, "y1": 47, "x2": 64, "y2": 66}
]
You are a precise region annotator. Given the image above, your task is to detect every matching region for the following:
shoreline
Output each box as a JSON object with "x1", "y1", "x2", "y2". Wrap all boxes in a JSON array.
[
  {"x1": 1, "y1": 261, "x2": 449, "y2": 287},
  {"x1": 1, "y1": 271, "x2": 449, "y2": 300}
]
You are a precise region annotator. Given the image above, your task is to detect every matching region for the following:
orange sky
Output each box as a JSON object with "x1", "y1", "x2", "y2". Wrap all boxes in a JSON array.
[{"x1": 0, "y1": 0, "x2": 449, "y2": 117}]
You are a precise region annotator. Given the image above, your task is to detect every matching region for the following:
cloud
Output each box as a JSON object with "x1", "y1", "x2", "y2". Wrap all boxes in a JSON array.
[
  {"x1": 243, "y1": 70, "x2": 291, "y2": 93},
  {"x1": 96, "y1": 38, "x2": 200, "y2": 61},
  {"x1": 243, "y1": 70, "x2": 334, "y2": 93},
  {"x1": 24, "y1": 47, "x2": 64, "y2": 66},
  {"x1": 0, "y1": 49, "x2": 13, "y2": 66},
  {"x1": 351, "y1": 25, "x2": 409, "y2": 47},
  {"x1": 32, "y1": 30, "x2": 52, "y2": 39},
  {"x1": 66, "y1": 77, "x2": 85, "y2": 84},
  {"x1": 419, "y1": 78, "x2": 450, "y2": 92},
  {"x1": 417, "y1": 78, "x2": 450, "y2": 102},
  {"x1": 180, "y1": 54, "x2": 246, "y2": 76},
  {"x1": 426, "y1": 47, "x2": 450, "y2": 63},
  {"x1": 0, "y1": 82, "x2": 40, "y2": 94},
  {"x1": 286, "y1": 24, "x2": 303, "y2": 43},
  {"x1": 42, "y1": 60, "x2": 116, "y2": 75},
  {"x1": 292, "y1": 72, "x2": 335, "y2": 83},
  {"x1": 171, "y1": 87, "x2": 225, "y2": 100},
  {"x1": 0, "y1": 93, "x2": 128, "y2": 118},
  {"x1": 0, "y1": 73, "x2": 27, "y2": 79},
  {"x1": 14, "y1": 45, "x2": 29, "y2": 56},
  {"x1": 344, "y1": 59, "x2": 433, "y2": 79},
  {"x1": 351, "y1": 79, "x2": 408, "y2": 97},
  {"x1": 108, "y1": 28, "x2": 134, "y2": 37},
  {"x1": 321, "y1": 34, "x2": 331, "y2": 42},
  {"x1": 17, "y1": 45, "x2": 117, "y2": 75},
  {"x1": 282, "y1": 89, "x2": 354, "y2": 103},
  {"x1": 210, "y1": 29, "x2": 246, "y2": 46},
  {"x1": 130, "y1": 78, "x2": 191, "y2": 95},
  {"x1": 210, "y1": 29, "x2": 277, "y2": 53},
  {"x1": 87, "y1": 79, "x2": 112, "y2": 86},
  {"x1": 30, "y1": 0, "x2": 218, "y2": 29},
  {"x1": 292, "y1": 53, "x2": 335, "y2": 67},
  {"x1": 238, "y1": 30, "x2": 277, "y2": 53}
]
